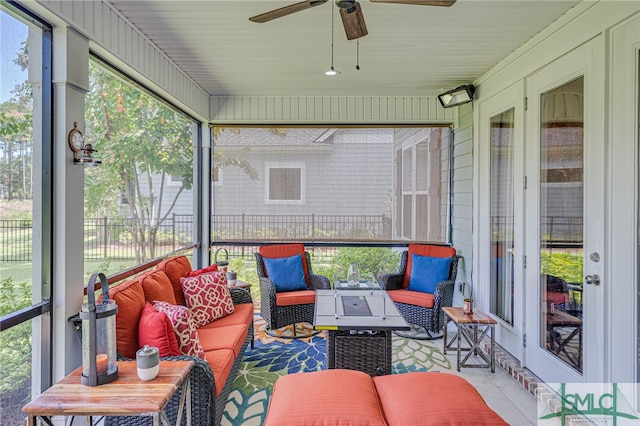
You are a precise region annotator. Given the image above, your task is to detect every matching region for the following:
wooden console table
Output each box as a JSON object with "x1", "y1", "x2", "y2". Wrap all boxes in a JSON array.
[
  {"x1": 23, "y1": 360, "x2": 194, "y2": 426},
  {"x1": 443, "y1": 307, "x2": 496, "y2": 373}
]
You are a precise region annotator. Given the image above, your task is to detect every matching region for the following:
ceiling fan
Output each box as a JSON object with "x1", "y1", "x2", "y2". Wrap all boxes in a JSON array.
[{"x1": 249, "y1": 0, "x2": 456, "y2": 41}]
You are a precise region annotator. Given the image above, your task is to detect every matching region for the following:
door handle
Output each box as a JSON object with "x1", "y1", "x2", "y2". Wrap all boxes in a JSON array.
[{"x1": 584, "y1": 274, "x2": 600, "y2": 285}]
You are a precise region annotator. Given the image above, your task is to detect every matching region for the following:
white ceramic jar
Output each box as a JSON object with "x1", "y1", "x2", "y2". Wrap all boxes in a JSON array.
[{"x1": 136, "y1": 345, "x2": 159, "y2": 381}]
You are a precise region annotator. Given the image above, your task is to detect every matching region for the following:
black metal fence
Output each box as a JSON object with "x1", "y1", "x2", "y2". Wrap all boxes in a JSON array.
[
  {"x1": 1, "y1": 214, "x2": 388, "y2": 262},
  {"x1": 82, "y1": 214, "x2": 194, "y2": 260},
  {"x1": 1, "y1": 215, "x2": 194, "y2": 262},
  {"x1": 212, "y1": 214, "x2": 390, "y2": 241},
  {"x1": 0, "y1": 219, "x2": 33, "y2": 262}
]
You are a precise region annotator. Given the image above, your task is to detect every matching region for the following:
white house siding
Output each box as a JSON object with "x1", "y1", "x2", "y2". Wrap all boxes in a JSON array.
[
  {"x1": 213, "y1": 129, "x2": 394, "y2": 220},
  {"x1": 450, "y1": 103, "x2": 474, "y2": 306},
  {"x1": 211, "y1": 96, "x2": 456, "y2": 124}
]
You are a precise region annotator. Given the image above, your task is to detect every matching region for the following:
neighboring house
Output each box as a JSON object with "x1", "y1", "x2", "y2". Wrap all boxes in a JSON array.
[{"x1": 210, "y1": 127, "x2": 450, "y2": 242}]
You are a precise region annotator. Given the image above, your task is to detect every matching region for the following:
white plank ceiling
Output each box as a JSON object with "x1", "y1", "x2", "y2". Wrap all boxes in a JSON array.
[{"x1": 107, "y1": 0, "x2": 580, "y2": 97}]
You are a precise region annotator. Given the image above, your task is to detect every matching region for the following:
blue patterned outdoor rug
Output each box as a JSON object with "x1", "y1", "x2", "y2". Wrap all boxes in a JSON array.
[{"x1": 221, "y1": 317, "x2": 452, "y2": 426}]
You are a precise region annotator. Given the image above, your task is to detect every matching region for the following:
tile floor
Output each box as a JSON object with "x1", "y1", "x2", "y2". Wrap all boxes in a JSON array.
[{"x1": 433, "y1": 327, "x2": 538, "y2": 425}]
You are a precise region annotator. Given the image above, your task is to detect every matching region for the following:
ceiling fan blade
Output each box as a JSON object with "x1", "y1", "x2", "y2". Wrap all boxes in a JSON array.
[
  {"x1": 340, "y1": 3, "x2": 368, "y2": 40},
  {"x1": 249, "y1": 0, "x2": 329, "y2": 23},
  {"x1": 369, "y1": 0, "x2": 456, "y2": 6}
]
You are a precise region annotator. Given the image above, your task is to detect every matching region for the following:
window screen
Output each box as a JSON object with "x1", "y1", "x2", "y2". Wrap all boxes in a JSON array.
[{"x1": 212, "y1": 126, "x2": 451, "y2": 243}]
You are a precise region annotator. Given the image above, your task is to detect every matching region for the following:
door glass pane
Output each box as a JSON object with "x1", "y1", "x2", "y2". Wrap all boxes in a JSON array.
[
  {"x1": 490, "y1": 108, "x2": 515, "y2": 324},
  {"x1": 539, "y1": 77, "x2": 584, "y2": 373}
]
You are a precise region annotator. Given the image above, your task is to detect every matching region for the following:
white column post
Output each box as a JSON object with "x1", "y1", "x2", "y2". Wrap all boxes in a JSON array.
[{"x1": 51, "y1": 26, "x2": 89, "y2": 382}]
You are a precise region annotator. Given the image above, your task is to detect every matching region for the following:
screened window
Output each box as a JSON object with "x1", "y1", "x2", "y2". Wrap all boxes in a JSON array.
[
  {"x1": 211, "y1": 126, "x2": 451, "y2": 244},
  {"x1": 84, "y1": 58, "x2": 197, "y2": 274},
  {"x1": 0, "y1": 5, "x2": 52, "y2": 425}
]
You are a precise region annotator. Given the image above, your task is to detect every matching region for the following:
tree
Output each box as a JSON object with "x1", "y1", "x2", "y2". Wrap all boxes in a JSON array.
[
  {"x1": 84, "y1": 64, "x2": 193, "y2": 262},
  {"x1": 0, "y1": 40, "x2": 33, "y2": 201}
]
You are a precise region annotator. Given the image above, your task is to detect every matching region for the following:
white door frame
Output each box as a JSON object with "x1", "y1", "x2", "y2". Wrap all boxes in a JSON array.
[
  {"x1": 476, "y1": 82, "x2": 525, "y2": 360},
  {"x1": 523, "y1": 37, "x2": 606, "y2": 384},
  {"x1": 608, "y1": 15, "x2": 640, "y2": 384}
]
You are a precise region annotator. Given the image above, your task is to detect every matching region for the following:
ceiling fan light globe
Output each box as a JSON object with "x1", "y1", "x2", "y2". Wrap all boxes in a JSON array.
[{"x1": 325, "y1": 67, "x2": 340, "y2": 76}]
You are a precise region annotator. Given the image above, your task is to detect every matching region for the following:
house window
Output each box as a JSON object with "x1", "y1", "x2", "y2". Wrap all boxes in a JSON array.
[
  {"x1": 168, "y1": 175, "x2": 182, "y2": 187},
  {"x1": 213, "y1": 165, "x2": 222, "y2": 186},
  {"x1": 267, "y1": 165, "x2": 304, "y2": 203}
]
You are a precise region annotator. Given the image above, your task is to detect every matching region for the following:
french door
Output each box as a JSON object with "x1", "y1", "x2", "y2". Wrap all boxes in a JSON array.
[{"x1": 524, "y1": 40, "x2": 605, "y2": 383}]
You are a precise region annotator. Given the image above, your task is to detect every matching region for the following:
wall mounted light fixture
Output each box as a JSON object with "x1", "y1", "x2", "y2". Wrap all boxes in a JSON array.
[
  {"x1": 68, "y1": 121, "x2": 101, "y2": 166},
  {"x1": 437, "y1": 84, "x2": 476, "y2": 108}
]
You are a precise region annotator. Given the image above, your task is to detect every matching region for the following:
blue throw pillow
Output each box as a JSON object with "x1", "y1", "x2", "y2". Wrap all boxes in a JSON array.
[
  {"x1": 408, "y1": 254, "x2": 452, "y2": 294},
  {"x1": 263, "y1": 254, "x2": 308, "y2": 292}
]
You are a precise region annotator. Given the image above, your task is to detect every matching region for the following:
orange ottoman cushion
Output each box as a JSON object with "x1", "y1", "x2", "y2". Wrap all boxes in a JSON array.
[
  {"x1": 373, "y1": 372, "x2": 508, "y2": 426},
  {"x1": 264, "y1": 370, "x2": 387, "y2": 426}
]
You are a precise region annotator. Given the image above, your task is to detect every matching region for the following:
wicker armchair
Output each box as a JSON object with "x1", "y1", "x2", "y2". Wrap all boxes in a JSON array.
[
  {"x1": 255, "y1": 244, "x2": 330, "y2": 337},
  {"x1": 379, "y1": 245, "x2": 460, "y2": 339}
]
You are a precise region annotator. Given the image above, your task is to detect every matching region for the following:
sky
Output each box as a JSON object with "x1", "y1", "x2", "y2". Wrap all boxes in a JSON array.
[{"x1": 0, "y1": 10, "x2": 29, "y2": 103}]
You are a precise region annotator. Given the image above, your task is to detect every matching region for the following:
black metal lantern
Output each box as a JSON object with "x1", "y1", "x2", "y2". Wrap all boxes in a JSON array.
[
  {"x1": 80, "y1": 273, "x2": 118, "y2": 386},
  {"x1": 215, "y1": 248, "x2": 229, "y2": 268}
]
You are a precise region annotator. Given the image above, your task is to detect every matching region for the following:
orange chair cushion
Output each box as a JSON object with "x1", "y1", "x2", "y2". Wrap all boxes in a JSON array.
[
  {"x1": 275, "y1": 289, "x2": 315, "y2": 307},
  {"x1": 264, "y1": 370, "x2": 387, "y2": 426},
  {"x1": 109, "y1": 278, "x2": 146, "y2": 359},
  {"x1": 547, "y1": 291, "x2": 570, "y2": 305},
  {"x1": 259, "y1": 244, "x2": 309, "y2": 285},
  {"x1": 389, "y1": 288, "x2": 434, "y2": 308},
  {"x1": 139, "y1": 270, "x2": 177, "y2": 305},
  {"x1": 403, "y1": 244, "x2": 456, "y2": 289},
  {"x1": 374, "y1": 372, "x2": 508, "y2": 425},
  {"x1": 156, "y1": 255, "x2": 192, "y2": 305}
]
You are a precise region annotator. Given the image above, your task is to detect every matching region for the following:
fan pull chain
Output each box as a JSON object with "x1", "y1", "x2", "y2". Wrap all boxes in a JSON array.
[
  {"x1": 356, "y1": 38, "x2": 360, "y2": 70},
  {"x1": 331, "y1": 5, "x2": 335, "y2": 68}
]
